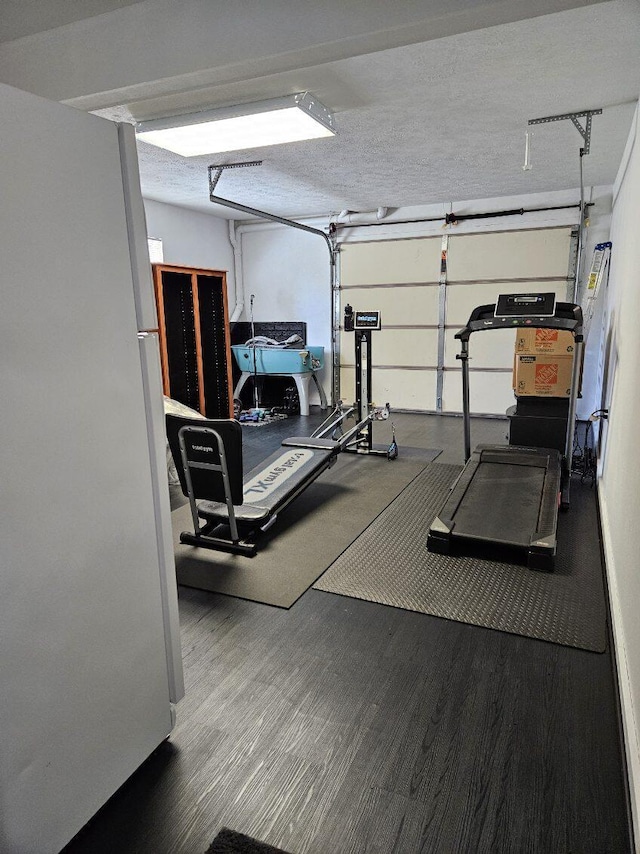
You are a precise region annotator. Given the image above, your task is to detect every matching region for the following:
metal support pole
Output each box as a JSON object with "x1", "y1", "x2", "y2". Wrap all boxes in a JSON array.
[
  {"x1": 458, "y1": 340, "x2": 471, "y2": 462},
  {"x1": 331, "y1": 242, "x2": 341, "y2": 408},
  {"x1": 354, "y1": 330, "x2": 364, "y2": 423},
  {"x1": 567, "y1": 228, "x2": 580, "y2": 302},
  {"x1": 564, "y1": 338, "x2": 584, "y2": 470},
  {"x1": 526, "y1": 109, "x2": 602, "y2": 305},
  {"x1": 435, "y1": 233, "x2": 449, "y2": 412},
  {"x1": 561, "y1": 338, "x2": 584, "y2": 507},
  {"x1": 361, "y1": 330, "x2": 373, "y2": 451},
  {"x1": 575, "y1": 151, "x2": 586, "y2": 303},
  {"x1": 349, "y1": 326, "x2": 375, "y2": 452}
]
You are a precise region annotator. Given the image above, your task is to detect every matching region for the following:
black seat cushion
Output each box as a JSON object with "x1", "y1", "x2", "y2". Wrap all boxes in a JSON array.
[{"x1": 166, "y1": 414, "x2": 244, "y2": 505}]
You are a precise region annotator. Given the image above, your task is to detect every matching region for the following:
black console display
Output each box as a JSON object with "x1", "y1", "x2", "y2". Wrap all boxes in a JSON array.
[
  {"x1": 354, "y1": 310, "x2": 381, "y2": 330},
  {"x1": 495, "y1": 293, "x2": 556, "y2": 318}
]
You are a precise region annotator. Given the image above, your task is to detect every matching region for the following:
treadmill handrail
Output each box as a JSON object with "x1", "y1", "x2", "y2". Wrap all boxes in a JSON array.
[
  {"x1": 454, "y1": 301, "x2": 583, "y2": 341},
  {"x1": 455, "y1": 298, "x2": 584, "y2": 467}
]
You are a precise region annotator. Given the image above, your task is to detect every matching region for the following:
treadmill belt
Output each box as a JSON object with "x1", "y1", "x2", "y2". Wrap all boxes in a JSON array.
[{"x1": 453, "y1": 462, "x2": 545, "y2": 546}]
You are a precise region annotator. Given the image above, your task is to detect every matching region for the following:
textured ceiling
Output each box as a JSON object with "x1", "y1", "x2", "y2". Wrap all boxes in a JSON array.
[
  {"x1": 87, "y1": 1, "x2": 640, "y2": 219},
  {"x1": 0, "y1": 0, "x2": 147, "y2": 43},
  {"x1": 109, "y1": 1, "x2": 640, "y2": 219}
]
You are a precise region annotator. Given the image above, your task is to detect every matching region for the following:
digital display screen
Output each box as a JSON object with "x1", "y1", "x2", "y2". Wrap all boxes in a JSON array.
[
  {"x1": 354, "y1": 311, "x2": 381, "y2": 330},
  {"x1": 495, "y1": 292, "x2": 556, "y2": 318}
]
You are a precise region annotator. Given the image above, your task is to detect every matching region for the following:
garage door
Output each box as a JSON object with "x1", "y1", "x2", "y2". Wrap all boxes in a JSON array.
[{"x1": 338, "y1": 226, "x2": 576, "y2": 415}]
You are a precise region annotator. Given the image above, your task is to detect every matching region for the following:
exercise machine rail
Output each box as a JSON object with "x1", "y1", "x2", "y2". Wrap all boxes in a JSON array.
[
  {"x1": 166, "y1": 397, "x2": 394, "y2": 557},
  {"x1": 426, "y1": 293, "x2": 583, "y2": 572}
]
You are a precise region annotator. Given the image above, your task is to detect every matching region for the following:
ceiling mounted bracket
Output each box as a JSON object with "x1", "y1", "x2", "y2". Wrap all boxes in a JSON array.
[
  {"x1": 528, "y1": 108, "x2": 602, "y2": 155},
  {"x1": 208, "y1": 160, "x2": 263, "y2": 193}
]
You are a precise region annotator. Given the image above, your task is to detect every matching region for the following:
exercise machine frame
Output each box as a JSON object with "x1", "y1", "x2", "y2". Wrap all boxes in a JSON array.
[
  {"x1": 168, "y1": 303, "x2": 398, "y2": 556},
  {"x1": 342, "y1": 305, "x2": 396, "y2": 458},
  {"x1": 427, "y1": 293, "x2": 583, "y2": 571},
  {"x1": 168, "y1": 403, "x2": 392, "y2": 557}
]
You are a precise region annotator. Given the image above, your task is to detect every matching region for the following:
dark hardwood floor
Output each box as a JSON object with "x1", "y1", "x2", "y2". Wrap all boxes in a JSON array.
[{"x1": 63, "y1": 411, "x2": 632, "y2": 854}]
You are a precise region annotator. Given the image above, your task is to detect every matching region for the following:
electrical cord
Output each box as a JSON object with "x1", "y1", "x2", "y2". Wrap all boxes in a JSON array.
[{"x1": 571, "y1": 410, "x2": 608, "y2": 485}]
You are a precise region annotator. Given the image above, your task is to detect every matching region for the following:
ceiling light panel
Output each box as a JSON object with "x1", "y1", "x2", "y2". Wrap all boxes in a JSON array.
[{"x1": 136, "y1": 92, "x2": 336, "y2": 157}]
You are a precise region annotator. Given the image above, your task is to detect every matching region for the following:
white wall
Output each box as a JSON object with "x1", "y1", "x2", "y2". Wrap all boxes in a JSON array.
[
  {"x1": 239, "y1": 223, "x2": 332, "y2": 405},
  {"x1": 597, "y1": 103, "x2": 640, "y2": 849},
  {"x1": 142, "y1": 200, "x2": 333, "y2": 406},
  {"x1": 143, "y1": 199, "x2": 236, "y2": 309}
]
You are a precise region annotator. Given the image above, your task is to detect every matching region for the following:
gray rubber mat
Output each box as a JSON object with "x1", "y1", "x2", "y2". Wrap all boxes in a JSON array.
[
  {"x1": 173, "y1": 449, "x2": 441, "y2": 608},
  {"x1": 314, "y1": 463, "x2": 607, "y2": 652}
]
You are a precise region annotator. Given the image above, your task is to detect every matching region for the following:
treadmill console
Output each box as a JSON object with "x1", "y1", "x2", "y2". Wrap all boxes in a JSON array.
[
  {"x1": 354, "y1": 310, "x2": 381, "y2": 330},
  {"x1": 495, "y1": 292, "x2": 556, "y2": 318},
  {"x1": 456, "y1": 294, "x2": 583, "y2": 340}
]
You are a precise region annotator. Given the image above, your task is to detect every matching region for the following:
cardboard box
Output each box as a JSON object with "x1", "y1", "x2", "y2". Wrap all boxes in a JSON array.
[
  {"x1": 515, "y1": 327, "x2": 575, "y2": 356},
  {"x1": 512, "y1": 354, "x2": 574, "y2": 397}
]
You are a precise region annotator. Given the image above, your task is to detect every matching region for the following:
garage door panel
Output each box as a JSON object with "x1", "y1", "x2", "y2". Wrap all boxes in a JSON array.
[
  {"x1": 444, "y1": 327, "x2": 519, "y2": 369},
  {"x1": 373, "y1": 368, "x2": 436, "y2": 411},
  {"x1": 340, "y1": 285, "x2": 439, "y2": 325},
  {"x1": 339, "y1": 330, "x2": 352, "y2": 364},
  {"x1": 375, "y1": 329, "x2": 438, "y2": 367},
  {"x1": 339, "y1": 367, "x2": 435, "y2": 411},
  {"x1": 442, "y1": 370, "x2": 516, "y2": 416},
  {"x1": 338, "y1": 227, "x2": 574, "y2": 413},
  {"x1": 447, "y1": 228, "x2": 573, "y2": 281},
  {"x1": 339, "y1": 367, "x2": 355, "y2": 406},
  {"x1": 446, "y1": 281, "x2": 568, "y2": 326},
  {"x1": 341, "y1": 328, "x2": 438, "y2": 368},
  {"x1": 341, "y1": 237, "x2": 441, "y2": 285}
]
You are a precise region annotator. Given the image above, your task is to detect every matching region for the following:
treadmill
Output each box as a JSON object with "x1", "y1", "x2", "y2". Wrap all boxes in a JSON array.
[{"x1": 427, "y1": 293, "x2": 583, "y2": 571}]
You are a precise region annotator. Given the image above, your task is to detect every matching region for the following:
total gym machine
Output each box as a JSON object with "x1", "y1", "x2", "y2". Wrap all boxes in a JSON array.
[
  {"x1": 166, "y1": 404, "x2": 392, "y2": 556},
  {"x1": 165, "y1": 305, "x2": 396, "y2": 556},
  {"x1": 341, "y1": 305, "x2": 398, "y2": 459}
]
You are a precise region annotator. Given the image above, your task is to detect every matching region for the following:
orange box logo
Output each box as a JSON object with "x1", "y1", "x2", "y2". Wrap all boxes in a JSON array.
[
  {"x1": 535, "y1": 363, "x2": 558, "y2": 386},
  {"x1": 535, "y1": 329, "x2": 558, "y2": 344}
]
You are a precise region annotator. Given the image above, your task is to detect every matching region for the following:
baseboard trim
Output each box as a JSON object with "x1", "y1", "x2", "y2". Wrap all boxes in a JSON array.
[{"x1": 599, "y1": 487, "x2": 640, "y2": 853}]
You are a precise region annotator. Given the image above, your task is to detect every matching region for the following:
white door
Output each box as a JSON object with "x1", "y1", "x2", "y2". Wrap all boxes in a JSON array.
[{"x1": 0, "y1": 83, "x2": 179, "y2": 854}]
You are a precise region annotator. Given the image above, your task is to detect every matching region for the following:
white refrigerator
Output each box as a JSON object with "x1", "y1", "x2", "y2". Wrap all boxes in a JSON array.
[{"x1": 0, "y1": 83, "x2": 185, "y2": 853}]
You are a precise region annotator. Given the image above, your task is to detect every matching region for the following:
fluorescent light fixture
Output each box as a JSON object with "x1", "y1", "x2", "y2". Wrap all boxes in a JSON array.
[{"x1": 135, "y1": 92, "x2": 336, "y2": 157}]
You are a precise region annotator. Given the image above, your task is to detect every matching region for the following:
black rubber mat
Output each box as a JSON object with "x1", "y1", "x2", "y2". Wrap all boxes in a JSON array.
[
  {"x1": 173, "y1": 449, "x2": 441, "y2": 608},
  {"x1": 314, "y1": 463, "x2": 607, "y2": 652},
  {"x1": 206, "y1": 827, "x2": 292, "y2": 853}
]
